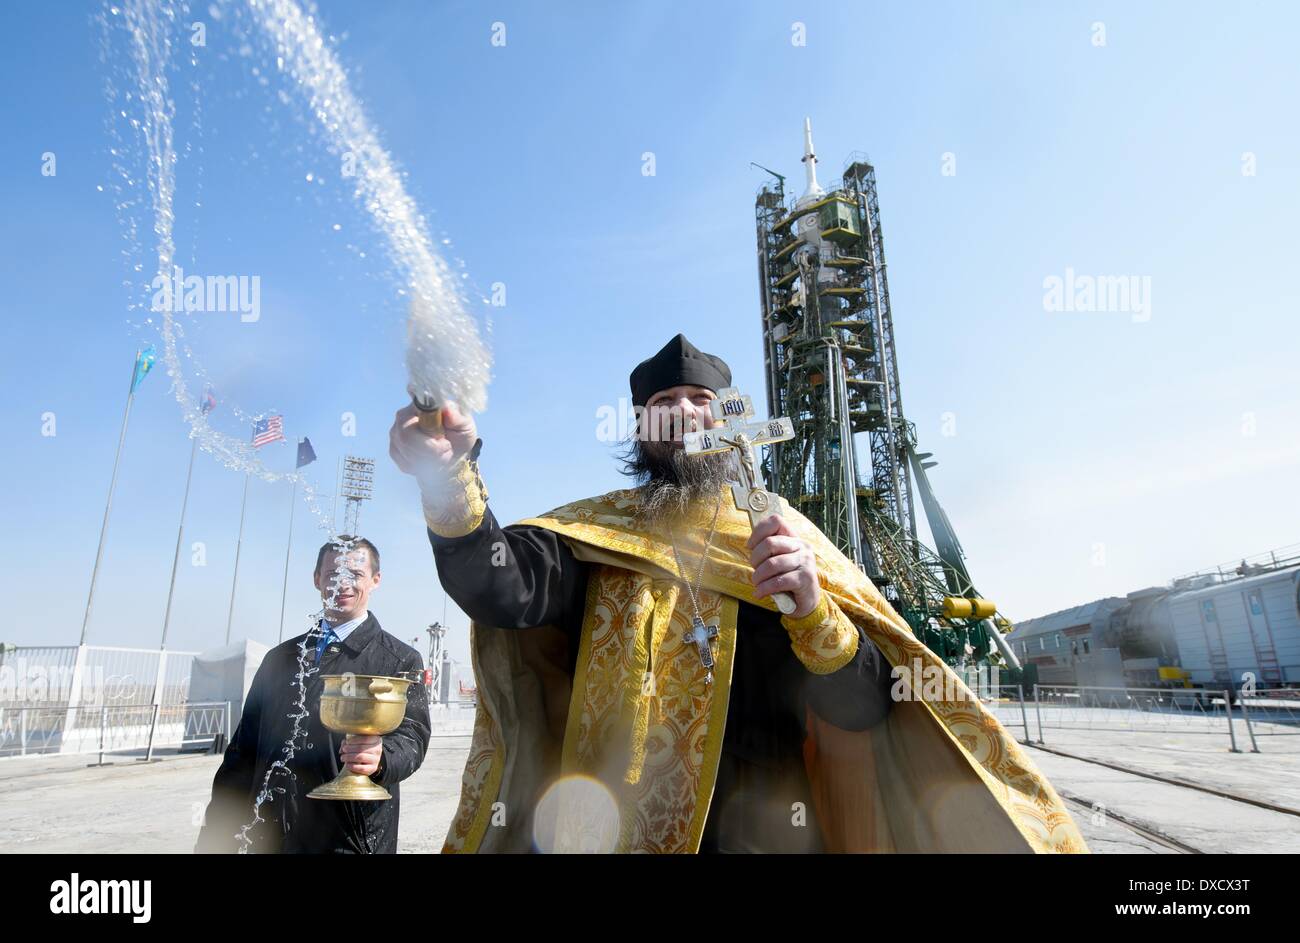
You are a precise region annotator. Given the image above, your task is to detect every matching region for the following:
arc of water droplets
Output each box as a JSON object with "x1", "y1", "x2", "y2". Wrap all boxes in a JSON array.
[
  {"x1": 123, "y1": 0, "x2": 340, "y2": 517},
  {"x1": 248, "y1": 0, "x2": 490, "y2": 416},
  {"x1": 116, "y1": 0, "x2": 445, "y2": 851},
  {"x1": 122, "y1": 0, "x2": 489, "y2": 504}
]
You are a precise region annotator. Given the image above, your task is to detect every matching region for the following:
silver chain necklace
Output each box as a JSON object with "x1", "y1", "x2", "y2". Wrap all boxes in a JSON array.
[{"x1": 666, "y1": 490, "x2": 723, "y2": 684}]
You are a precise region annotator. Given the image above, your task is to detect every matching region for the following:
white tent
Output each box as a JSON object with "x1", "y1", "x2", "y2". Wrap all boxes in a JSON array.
[{"x1": 187, "y1": 639, "x2": 269, "y2": 741}]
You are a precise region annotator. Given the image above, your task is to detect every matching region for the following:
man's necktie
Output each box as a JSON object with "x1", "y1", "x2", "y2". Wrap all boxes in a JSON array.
[{"x1": 315, "y1": 625, "x2": 338, "y2": 664}]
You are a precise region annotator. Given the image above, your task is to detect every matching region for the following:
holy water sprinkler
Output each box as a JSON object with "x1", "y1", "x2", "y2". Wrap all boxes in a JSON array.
[
  {"x1": 407, "y1": 382, "x2": 444, "y2": 435},
  {"x1": 405, "y1": 290, "x2": 491, "y2": 438}
]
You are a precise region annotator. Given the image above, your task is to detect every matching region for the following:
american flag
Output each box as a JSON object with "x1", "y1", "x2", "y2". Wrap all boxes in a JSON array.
[{"x1": 251, "y1": 415, "x2": 284, "y2": 448}]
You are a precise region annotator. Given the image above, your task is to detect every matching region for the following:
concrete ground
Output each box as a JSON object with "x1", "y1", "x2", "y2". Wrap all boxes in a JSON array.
[
  {"x1": 0, "y1": 734, "x2": 473, "y2": 854},
  {"x1": 2, "y1": 717, "x2": 1298, "y2": 853},
  {"x1": 997, "y1": 704, "x2": 1300, "y2": 853}
]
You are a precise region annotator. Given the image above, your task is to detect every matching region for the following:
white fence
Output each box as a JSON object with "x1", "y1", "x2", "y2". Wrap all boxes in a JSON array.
[
  {"x1": 0, "y1": 701, "x2": 230, "y2": 761},
  {"x1": 0, "y1": 644, "x2": 226, "y2": 759}
]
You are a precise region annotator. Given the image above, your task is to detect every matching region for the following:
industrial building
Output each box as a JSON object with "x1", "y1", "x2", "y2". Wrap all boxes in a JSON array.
[{"x1": 1010, "y1": 546, "x2": 1300, "y2": 691}]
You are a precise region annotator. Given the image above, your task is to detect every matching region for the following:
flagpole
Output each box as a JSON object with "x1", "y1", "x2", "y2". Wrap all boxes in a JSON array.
[
  {"x1": 80, "y1": 351, "x2": 141, "y2": 645},
  {"x1": 332, "y1": 456, "x2": 342, "y2": 533},
  {"x1": 159, "y1": 435, "x2": 198, "y2": 649},
  {"x1": 225, "y1": 471, "x2": 251, "y2": 645},
  {"x1": 277, "y1": 476, "x2": 298, "y2": 643}
]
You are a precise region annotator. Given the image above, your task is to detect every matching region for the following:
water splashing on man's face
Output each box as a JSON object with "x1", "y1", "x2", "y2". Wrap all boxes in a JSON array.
[
  {"x1": 313, "y1": 548, "x2": 380, "y2": 621},
  {"x1": 619, "y1": 385, "x2": 736, "y2": 528}
]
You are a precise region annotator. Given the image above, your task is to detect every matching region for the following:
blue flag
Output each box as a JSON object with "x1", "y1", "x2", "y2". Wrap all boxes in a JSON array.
[
  {"x1": 130, "y1": 345, "x2": 157, "y2": 393},
  {"x1": 296, "y1": 437, "x2": 317, "y2": 469}
]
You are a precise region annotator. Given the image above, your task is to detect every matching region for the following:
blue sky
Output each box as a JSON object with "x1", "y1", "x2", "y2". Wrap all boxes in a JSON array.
[{"x1": 2, "y1": 1, "x2": 1297, "y2": 671}]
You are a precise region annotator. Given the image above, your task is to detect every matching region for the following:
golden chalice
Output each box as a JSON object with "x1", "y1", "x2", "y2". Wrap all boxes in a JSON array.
[{"x1": 308, "y1": 674, "x2": 412, "y2": 801}]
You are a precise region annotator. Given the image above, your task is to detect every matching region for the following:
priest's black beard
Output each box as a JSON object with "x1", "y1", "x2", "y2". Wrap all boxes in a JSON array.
[{"x1": 618, "y1": 436, "x2": 736, "y2": 527}]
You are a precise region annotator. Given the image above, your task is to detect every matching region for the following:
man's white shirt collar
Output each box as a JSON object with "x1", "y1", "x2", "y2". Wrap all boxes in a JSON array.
[{"x1": 321, "y1": 611, "x2": 368, "y2": 642}]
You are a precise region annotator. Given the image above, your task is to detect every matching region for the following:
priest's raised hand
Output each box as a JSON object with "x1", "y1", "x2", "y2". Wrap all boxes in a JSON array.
[
  {"x1": 388, "y1": 400, "x2": 478, "y2": 486},
  {"x1": 747, "y1": 513, "x2": 823, "y2": 620}
]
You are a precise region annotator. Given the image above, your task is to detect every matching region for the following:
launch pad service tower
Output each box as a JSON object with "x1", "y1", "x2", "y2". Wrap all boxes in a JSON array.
[{"x1": 754, "y1": 120, "x2": 1020, "y2": 674}]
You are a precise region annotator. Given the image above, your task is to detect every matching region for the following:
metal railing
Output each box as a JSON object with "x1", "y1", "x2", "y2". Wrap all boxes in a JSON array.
[
  {"x1": 1173, "y1": 541, "x2": 1300, "y2": 584},
  {"x1": 969, "y1": 683, "x2": 1300, "y2": 754},
  {"x1": 958, "y1": 683, "x2": 1032, "y2": 741},
  {"x1": 1235, "y1": 689, "x2": 1300, "y2": 734},
  {"x1": 0, "y1": 701, "x2": 230, "y2": 761}
]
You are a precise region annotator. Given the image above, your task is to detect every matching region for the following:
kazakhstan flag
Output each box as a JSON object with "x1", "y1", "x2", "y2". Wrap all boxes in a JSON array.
[{"x1": 130, "y1": 345, "x2": 157, "y2": 393}]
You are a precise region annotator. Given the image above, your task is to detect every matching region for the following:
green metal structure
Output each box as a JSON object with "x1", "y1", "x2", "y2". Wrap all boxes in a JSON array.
[{"x1": 754, "y1": 122, "x2": 1020, "y2": 672}]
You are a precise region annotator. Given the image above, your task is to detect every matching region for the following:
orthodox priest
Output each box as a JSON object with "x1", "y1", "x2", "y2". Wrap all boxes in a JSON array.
[{"x1": 388, "y1": 334, "x2": 1088, "y2": 854}]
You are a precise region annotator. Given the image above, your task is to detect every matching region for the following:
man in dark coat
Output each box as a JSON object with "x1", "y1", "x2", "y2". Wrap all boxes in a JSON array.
[{"x1": 195, "y1": 536, "x2": 431, "y2": 854}]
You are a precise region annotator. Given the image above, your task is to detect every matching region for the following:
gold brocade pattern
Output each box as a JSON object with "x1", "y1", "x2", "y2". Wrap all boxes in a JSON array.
[
  {"x1": 441, "y1": 624, "x2": 503, "y2": 853},
  {"x1": 422, "y1": 452, "x2": 489, "y2": 539},
  {"x1": 558, "y1": 568, "x2": 735, "y2": 853},
  {"x1": 441, "y1": 483, "x2": 1089, "y2": 854},
  {"x1": 780, "y1": 592, "x2": 861, "y2": 674}
]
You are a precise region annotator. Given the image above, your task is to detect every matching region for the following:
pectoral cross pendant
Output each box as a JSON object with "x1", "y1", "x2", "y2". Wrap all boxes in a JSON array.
[{"x1": 684, "y1": 615, "x2": 719, "y2": 684}]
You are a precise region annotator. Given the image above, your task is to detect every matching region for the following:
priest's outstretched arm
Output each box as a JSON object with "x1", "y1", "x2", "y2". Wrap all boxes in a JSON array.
[
  {"x1": 417, "y1": 444, "x2": 893, "y2": 732},
  {"x1": 424, "y1": 463, "x2": 585, "y2": 631},
  {"x1": 389, "y1": 403, "x2": 584, "y2": 631},
  {"x1": 388, "y1": 401, "x2": 894, "y2": 729},
  {"x1": 416, "y1": 439, "x2": 584, "y2": 630}
]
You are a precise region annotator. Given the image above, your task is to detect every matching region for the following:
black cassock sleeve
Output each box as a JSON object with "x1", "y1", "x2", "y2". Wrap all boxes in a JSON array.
[
  {"x1": 194, "y1": 659, "x2": 268, "y2": 854},
  {"x1": 427, "y1": 509, "x2": 587, "y2": 633},
  {"x1": 800, "y1": 623, "x2": 896, "y2": 731}
]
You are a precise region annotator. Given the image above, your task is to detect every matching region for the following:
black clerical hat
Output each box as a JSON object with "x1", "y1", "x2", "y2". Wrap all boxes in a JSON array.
[{"x1": 629, "y1": 334, "x2": 732, "y2": 408}]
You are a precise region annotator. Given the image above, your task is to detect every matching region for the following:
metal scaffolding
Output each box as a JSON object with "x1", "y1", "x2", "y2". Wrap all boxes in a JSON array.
[{"x1": 754, "y1": 121, "x2": 1021, "y2": 672}]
